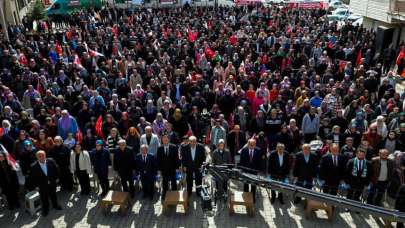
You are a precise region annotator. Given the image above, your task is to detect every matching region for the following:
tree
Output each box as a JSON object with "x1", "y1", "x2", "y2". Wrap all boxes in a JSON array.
[{"x1": 31, "y1": 0, "x2": 45, "y2": 21}]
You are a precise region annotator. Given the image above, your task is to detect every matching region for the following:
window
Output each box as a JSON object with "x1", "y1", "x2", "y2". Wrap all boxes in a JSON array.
[{"x1": 17, "y1": 0, "x2": 26, "y2": 10}]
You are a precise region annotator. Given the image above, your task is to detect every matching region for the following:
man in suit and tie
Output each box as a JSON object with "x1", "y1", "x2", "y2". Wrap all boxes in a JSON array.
[
  {"x1": 319, "y1": 143, "x2": 346, "y2": 195},
  {"x1": 113, "y1": 139, "x2": 136, "y2": 197},
  {"x1": 135, "y1": 144, "x2": 157, "y2": 200},
  {"x1": 268, "y1": 143, "x2": 290, "y2": 204},
  {"x1": 156, "y1": 134, "x2": 180, "y2": 199},
  {"x1": 181, "y1": 136, "x2": 206, "y2": 196},
  {"x1": 293, "y1": 144, "x2": 318, "y2": 204},
  {"x1": 212, "y1": 139, "x2": 232, "y2": 195},
  {"x1": 28, "y1": 150, "x2": 62, "y2": 216},
  {"x1": 345, "y1": 148, "x2": 373, "y2": 202},
  {"x1": 239, "y1": 138, "x2": 264, "y2": 202}
]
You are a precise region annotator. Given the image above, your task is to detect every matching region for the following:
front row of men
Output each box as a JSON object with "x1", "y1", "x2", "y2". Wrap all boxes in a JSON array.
[{"x1": 27, "y1": 135, "x2": 392, "y2": 217}]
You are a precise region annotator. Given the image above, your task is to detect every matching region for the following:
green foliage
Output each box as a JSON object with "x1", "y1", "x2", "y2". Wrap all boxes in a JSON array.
[{"x1": 31, "y1": 0, "x2": 45, "y2": 20}]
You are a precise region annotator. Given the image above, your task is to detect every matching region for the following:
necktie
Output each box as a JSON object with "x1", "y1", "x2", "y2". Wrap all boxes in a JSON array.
[
  {"x1": 359, "y1": 160, "x2": 362, "y2": 172},
  {"x1": 143, "y1": 156, "x2": 146, "y2": 163},
  {"x1": 333, "y1": 155, "x2": 337, "y2": 167},
  {"x1": 165, "y1": 147, "x2": 168, "y2": 156},
  {"x1": 249, "y1": 150, "x2": 253, "y2": 162}
]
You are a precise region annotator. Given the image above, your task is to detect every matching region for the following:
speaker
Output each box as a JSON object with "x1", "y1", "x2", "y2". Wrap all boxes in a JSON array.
[{"x1": 375, "y1": 26, "x2": 394, "y2": 55}]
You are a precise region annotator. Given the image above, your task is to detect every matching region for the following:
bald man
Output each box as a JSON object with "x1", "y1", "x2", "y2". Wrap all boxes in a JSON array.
[{"x1": 28, "y1": 150, "x2": 62, "y2": 216}]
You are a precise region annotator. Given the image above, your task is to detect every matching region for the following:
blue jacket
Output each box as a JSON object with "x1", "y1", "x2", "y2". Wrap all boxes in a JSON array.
[
  {"x1": 90, "y1": 148, "x2": 111, "y2": 177},
  {"x1": 302, "y1": 113, "x2": 320, "y2": 135}
]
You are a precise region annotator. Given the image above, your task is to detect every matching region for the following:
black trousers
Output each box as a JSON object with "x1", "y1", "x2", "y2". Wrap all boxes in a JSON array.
[
  {"x1": 186, "y1": 170, "x2": 202, "y2": 195},
  {"x1": 270, "y1": 177, "x2": 284, "y2": 200},
  {"x1": 60, "y1": 167, "x2": 73, "y2": 191},
  {"x1": 141, "y1": 174, "x2": 154, "y2": 198},
  {"x1": 76, "y1": 170, "x2": 90, "y2": 194},
  {"x1": 367, "y1": 181, "x2": 388, "y2": 206},
  {"x1": 295, "y1": 179, "x2": 313, "y2": 202},
  {"x1": 39, "y1": 184, "x2": 58, "y2": 213},
  {"x1": 347, "y1": 183, "x2": 366, "y2": 202},
  {"x1": 323, "y1": 181, "x2": 339, "y2": 196},
  {"x1": 162, "y1": 173, "x2": 177, "y2": 197},
  {"x1": 3, "y1": 186, "x2": 20, "y2": 209},
  {"x1": 120, "y1": 174, "x2": 134, "y2": 196},
  {"x1": 97, "y1": 174, "x2": 109, "y2": 194}
]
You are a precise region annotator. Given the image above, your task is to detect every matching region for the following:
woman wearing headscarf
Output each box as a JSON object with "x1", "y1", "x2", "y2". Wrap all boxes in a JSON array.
[
  {"x1": 169, "y1": 109, "x2": 190, "y2": 139},
  {"x1": 0, "y1": 152, "x2": 20, "y2": 210},
  {"x1": 57, "y1": 110, "x2": 78, "y2": 140},
  {"x1": 369, "y1": 115, "x2": 388, "y2": 139},
  {"x1": 152, "y1": 113, "x2": 168, "y2": 137},
  {"x1": 350, "y1": 112, "x2": 368, "y2": 134}
]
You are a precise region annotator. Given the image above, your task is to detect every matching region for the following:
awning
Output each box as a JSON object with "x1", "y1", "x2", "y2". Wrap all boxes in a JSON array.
[{"x1": 235, "y1": 0, "x2": 264, "y2": 6}]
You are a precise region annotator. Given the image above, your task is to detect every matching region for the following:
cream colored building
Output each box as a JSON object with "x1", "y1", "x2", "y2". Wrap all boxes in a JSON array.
[{"x1": 350, "y1": 0, "x2": 405, "y2": 49}]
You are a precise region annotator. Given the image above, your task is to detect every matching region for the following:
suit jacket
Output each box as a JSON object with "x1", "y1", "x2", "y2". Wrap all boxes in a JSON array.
[
  {"x1": 370, "y1": 157, "x2": 394, "y2": 184},
  {"x1": 140, "y1": 134, "x2": 160, "y2": 155},
  {"x1": 135, "y1": 153, "x2": 157, "y2": 180},
  {"x1": 319, "y1": 153, "x2": 346, "y2": 184},
  {"x1": 345, "y1": 158, "x2": 373, "y2": 186},
  {"x1": 156, "y1": 144, "x2": 180, "y2": 175},
  {"x1": 239, "y1": 147, "x2": 264, "y2": 174},
  {"x1": 268, "y1": 151, "x2": 290, "y2": 180},
  {"x1": 113, "y1": 147, "x2": 135, "y2": 177},
  {"x1": 293, "y1": 152, "x2": 318, "y2": 181},
  {"x1": 28, "y1": 158, "x2": 60, "y2": 191},
  {"x1": 181, "y1": 143, "x2": 206, "y2": 173},
  {"x1": 227, "y1": 131, "x2": 246, "y2": 155},
  {"x1": 212, "y1": 149, "x2": 232, "y2": 165}
]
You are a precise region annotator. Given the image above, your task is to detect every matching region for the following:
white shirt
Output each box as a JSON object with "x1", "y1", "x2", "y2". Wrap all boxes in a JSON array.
[
  {"x1": 191, "y1": 146, "x2": 196, "y2": 161},
  {"x1": 39, "y1": 161, "x2": 47, "y2": 176},
  {"x1": 378, "y1": 160, "x2": 388, "y2": 181},
  {"x1": 278, "y1": 154, "x2": 283, "y2": 166}
]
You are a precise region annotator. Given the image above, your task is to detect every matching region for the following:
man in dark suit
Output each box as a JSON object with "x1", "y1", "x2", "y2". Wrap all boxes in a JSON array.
[
  {"x1": 367, "y1": 149, "x2": 393, "y2": 206},
  {"x1": 28, "y1": 150, "x2": 62, "y2": 216},
  {"x1": 345, "y1": 149, "x2": 373, "y2": 202},
  {"x1": 319, "y1": 143, "x2": 346, "y2": 195},
  {"x1": 156, "y1": 134, "x2": 180, "y2": 199},
  {"x1": 113, "y1": 139, "x2": 136, "y2": 197},
  {"x1": 293, "y1": 143, "x2": 318, "y2": 204},
  {"x1": 239, "y1": 138, "x2": 264, "y2": 202},
  {"x1": 135, "y1": 144, "x2": 157, "y2": 200},
  {"x1": 268, "y1": 143, "x2": 290, "y2": 204},
  {"x1": 181, "y1": 136, "x2": 206, "y2": 196}
]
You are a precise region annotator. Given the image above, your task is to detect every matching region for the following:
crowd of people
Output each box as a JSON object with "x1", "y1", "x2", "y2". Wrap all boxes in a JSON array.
[{"x1": 0, "y1": 3, "x2": 405, "y2": 224}]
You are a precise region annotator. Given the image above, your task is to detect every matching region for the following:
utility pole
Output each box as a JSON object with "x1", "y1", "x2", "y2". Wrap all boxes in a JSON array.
[{"x1": 0, "y1": 0, "x2": 8, "y2": 40}]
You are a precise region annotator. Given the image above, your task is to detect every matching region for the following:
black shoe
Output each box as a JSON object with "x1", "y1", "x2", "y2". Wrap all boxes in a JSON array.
[
  {"x1": 42, "y1": 210, "x2": 49, "y2": 216},
  {"x1": 293, "y1": 198, "x2": 301, "y2": 204},
  {"x1": 270, "y1": 197, "x2": 276, "y2": 204},
  {"x1": 345, "y1": 208, "x2": 350, "y2": 212},
  {"x1": 278, "y1": 198, "x2": 285, "y2": 205},
  {"x1": 53, "y1": 205, "x2": 62, "y2": 210}
]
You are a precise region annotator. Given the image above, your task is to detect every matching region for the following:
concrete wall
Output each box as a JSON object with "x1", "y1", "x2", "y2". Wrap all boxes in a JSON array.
[
  {"x1": 3, "y1": 0, "x2": 32, "y2": 25},
  {"x1": 350, "y1": 0, "x2": 392, "y2": 23}
]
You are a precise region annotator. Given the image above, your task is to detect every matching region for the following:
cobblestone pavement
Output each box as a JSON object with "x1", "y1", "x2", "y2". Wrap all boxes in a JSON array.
[{"x1": 0, "y1": 182, "x2": 390, "y2": 228}]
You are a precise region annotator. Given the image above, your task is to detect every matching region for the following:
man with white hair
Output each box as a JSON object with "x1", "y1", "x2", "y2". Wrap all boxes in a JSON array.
[
  {"x1": 140, "y1": 126, "x2": 160, "y2": 156},
  {"x1": 112, "y1": 139, "x2": 136, "y2": 197},
  {"x1": 180, "y1": 136, "x2": 206, "y2": 196},
  {"x1": 135, "y1": 144, "x2": 157, "y2": 200}
]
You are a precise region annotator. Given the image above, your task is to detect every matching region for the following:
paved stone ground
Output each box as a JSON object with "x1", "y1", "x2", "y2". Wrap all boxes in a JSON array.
[{"x1": 0, "y1": 180, "x2": 391, "y2": 228}]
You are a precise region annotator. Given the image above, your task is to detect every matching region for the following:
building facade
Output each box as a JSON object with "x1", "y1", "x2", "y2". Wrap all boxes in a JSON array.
[{"x1": 350, "y1": 0, "x2": 405, "y2": 48}]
